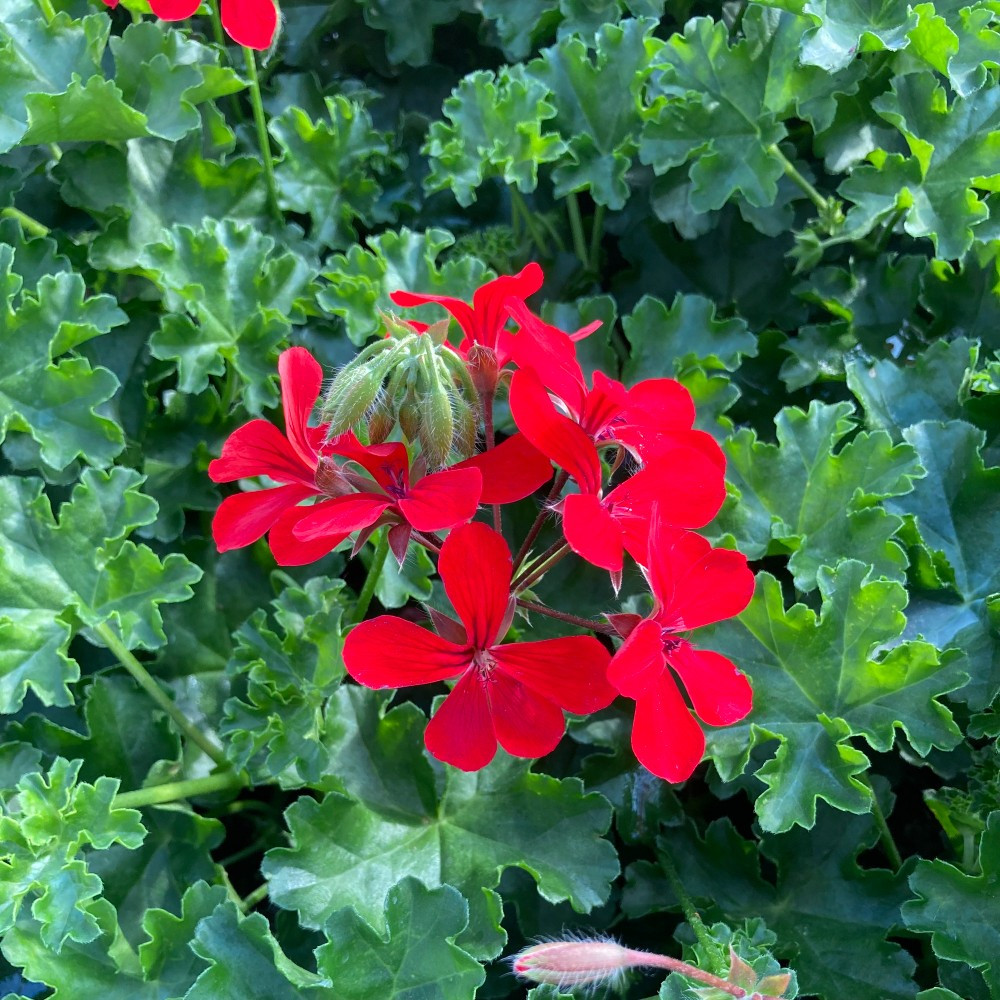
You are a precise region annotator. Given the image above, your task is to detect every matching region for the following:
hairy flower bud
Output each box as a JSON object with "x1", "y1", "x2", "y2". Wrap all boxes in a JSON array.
[
  {"x1": 512, "y1": 939, "x2": 634, "y2": 991},
  {"x1": 420, "y1": 379, "x2": 455, "y2": 469}
]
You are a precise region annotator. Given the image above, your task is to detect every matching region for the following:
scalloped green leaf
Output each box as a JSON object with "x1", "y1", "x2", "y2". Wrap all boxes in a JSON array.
[
  {"x1": 0, "y1": 468, "x2": 200, "y2": 713},
  {"x1": 701, "y1": 561, "x2": 967, "y2": 832}
]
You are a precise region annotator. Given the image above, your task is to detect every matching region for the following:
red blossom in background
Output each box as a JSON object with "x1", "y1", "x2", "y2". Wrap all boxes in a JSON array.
[
  {"x1": 607, "y1": 514, "x2": 756, "y2": 782},
  {"x1": 343, "y1": 522, "x2": 616, "y2": 770},
  {"x1": 98, "y1": 0, "x2": 279, "y2": 50}
]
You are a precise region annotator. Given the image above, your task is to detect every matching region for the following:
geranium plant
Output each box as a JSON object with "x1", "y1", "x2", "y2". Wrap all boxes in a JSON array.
[{"x1": 0, "y1": 0, "x2": 998, "y2": 997}]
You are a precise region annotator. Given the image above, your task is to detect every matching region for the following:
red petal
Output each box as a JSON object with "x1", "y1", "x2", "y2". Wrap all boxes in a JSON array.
[
  {"x1": 208, "y1": 420, "x2": 316, "y2": 487},
  {"x1": 625, "y1": 378, "x2": 696, "y2": 429},
  {"x1": 633, "y1": 427, "x2": 727, "y2": 471},
  {"x1": 343, "y1": 617, "x2": 471, "y2": 687},
  {"x1": 389, "y1": 290, "x2": 476, "y2": 339},
  {"x1": 293, "y1": 493, "x2": 392, "y2": 541},
  {"x1": 100, "y1": 0, "x2": 120, "y2": 7},
  {"x1": 437, "y1": 522, "x2": 512, "y2": 648},
  {"x1": 465, "y1": 263, "x2": 545, "y2": 351},
  {"x1": 649, "y1": 527, "x2": 755, "y2": 630},
  {"x1": 268, "y1": 503, "x2": 346, "y2": 566},
  {"x1": 509, "y1": 368, "x2": 601, "y2": 494},
  {"x1": 221, "y1": 0, "x2": 278, "y2": 49},
  {"x1": 607, "y1": 619, "x2": 665, "y2": 699},
  {"x1": 399, "y1": 467, "x2": 481, "y2": 531},
  {"x1": 493, "y1": 635, "x2": 614, "y2": 714},
  {"x1": 507, "y1": 300, "x2": 587, "y2": 414},
  {"x1": 562, "y1": 492, "x2": 623, "y2": 571},
  {"x1": 454, "y1": 433, "x2": 552, "y2": 504},
  {"x1": 424, "y1": 670, "x2": 498, "y2": 771},
  {"x1": 149, "y1": 0, "x2": 200, "y2": 17},
  {"x1": 212, "y1": 484, "x2": 314, "y2": 552},
  {"x1": 278, "y1": 347, "x2": 324, "y2": 469},
  {"x1": 489, "y1": 673, "x2": 567, "y2": 759},
  {"x1": 668, "y1": 643, "x2": 753, "y2": 726},
  {"x1": 332, "y1": 437, "x2": 409, "y2": 493},
  {"x1": 631, "y1": 672, "x2": 706, "y2": 782}
]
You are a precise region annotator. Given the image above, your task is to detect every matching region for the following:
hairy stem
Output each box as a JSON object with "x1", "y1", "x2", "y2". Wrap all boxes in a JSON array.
[
  {"x1": 94, "y1": 622, "x2": 229, "y2": 768},
  {"x1": 482, "y1": 389, "x2": 502, "y2": 532},
  {"x1": 352, "y1": 530, "x2": 390, "y2": 624},
  {"x1": 512, "y1": 541, "x2": 571, "y2": 593},
  {"x1": 241, "y1": 883, "x2": 270, "y2": 911},
  {"x1": 768, "y1": 143, "x2": 828, "y2": 212},
  {"x1": 243, "y1": 47, "x2": 281, "y2": 222},
  {"x1": 515, "y1": 598, "x2": 615, "y2": 635},
  {"x1": 629, "y1": 951, "x2": 746, "y2": 998},
  {"x1": 1, "y1": 207, "x2": 50, "y2": 238},
  {"x1": 658, "y1": 848, "x2": 719, "y2": 959},
  {"x1": 113, "y1": 771, "x2": 245, "y2": 810},
  {"x1": 512, "y1": 471, "x2": 569, "y2": 574},
  {"x1": 589, "y1": 202, "x2": 606, "y2": 271},
  {"x1": 862, "y1": 774, "x2": 904, "y2": 870},
  {"x1": 567, "y1": 192, "x2": 589, "y2": 266}
]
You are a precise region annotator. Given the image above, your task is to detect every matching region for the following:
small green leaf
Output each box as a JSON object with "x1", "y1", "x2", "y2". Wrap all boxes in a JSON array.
[{"x1": 315, "y1": 878, "x2": 485, "y2": 999}]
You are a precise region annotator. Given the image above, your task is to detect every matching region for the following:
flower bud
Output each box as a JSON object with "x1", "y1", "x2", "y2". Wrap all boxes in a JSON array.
[
  {"x1": 453, "y1": 396, "x2": 478, "y2": 460},
  {"x1": 419, "y1": 382, "x2": 455, "y2": 469},
  {"x1": 512, "y1": 939, "x2": 633, "y2": 991},
  {"x1": 399, "y1": 394, "x2": 421, "y2": 442},
  {"x1": 367, "y1": 400, "x2": 396, "y2": 444}
]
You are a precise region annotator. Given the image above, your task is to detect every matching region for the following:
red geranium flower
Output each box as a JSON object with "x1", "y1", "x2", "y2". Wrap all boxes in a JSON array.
[
  {"x1": 506, "y1": 303, "x2": 724, "y2": 483},
  {"x1": 209, "y1": 347, "x2": 342, "y2": 565},
  {"x1": 290, "y1": 437, "x2": 483, "y2": 563},
  {"x1": 607, "y1": 515, "x2": 755, "y2": 782},
  {"x1": 98, "y1": 0, "x2": 278, "y2": 51},
  {"x1": 343, "y1": 521, "x2": 616, "y2": 770}
]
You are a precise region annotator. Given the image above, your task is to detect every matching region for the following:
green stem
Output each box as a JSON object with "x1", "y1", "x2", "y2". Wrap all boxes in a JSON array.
[
  {"x1": 873, "y1": 206, "x2": 906, "y2": 253},
  {"x1": 659, "y1": 848, "x2": 718, "y2": 959},
  {"x1": 242, "y1": 883, "x2": 270, "y2": 910},
  {"x1": 768, "y1": 143, "x2": 828, "y2": 213},
  {"x1": 94, "y1": 622, "x2": 229, "y2": 768},
  {"x1": 1, "y1": 207, "x2": 50, "y2": 238},
  {"x1": 566, "y1": 192, "x2": 589, "y2": 266},
  {"x1": 35, "y1": 0, "x2": 56, "y2": 22},
  {"x1": 510, "y1": 188, "x2": 550, "y2": 254},
  {"x1": 588, "y1": 202, "x2": 606, "y2": 271},
  {"x1": 515, "y1": 598, "x2": 615, "y2": 635},
  {"x1": 864, "y1": 777, "x2": 904, "y2": 870},
  {"x1": 352, "y1": 530, "x2": 390, "y2": 624},
  {"x1": 209, "y1": 1, "x2": 227, "y2": 48},
  {"x1": 113, "y1": 771, "x2": 245, "y2": 810},
  {"x1": 243, "y1": 47, "x2": 281, "y2": 222},
  {"x1": 512, "y1": 470, "x2": 569, "y2": 574},
  {"x1": 512, "y1": 541, "x2": 571, "y2": 593}
]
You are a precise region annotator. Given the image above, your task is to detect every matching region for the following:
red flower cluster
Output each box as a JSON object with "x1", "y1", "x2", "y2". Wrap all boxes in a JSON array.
[
  {"x1": 98, "y1": 0, "x2": 278, "y2": 51},
  {"x1": 209, "y1": 269, "x2": 755, "y2": 780}
]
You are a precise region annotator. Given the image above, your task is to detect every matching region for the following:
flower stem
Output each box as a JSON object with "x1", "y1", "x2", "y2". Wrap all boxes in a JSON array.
[
  {"x1": 873, "y1": 206, "x2": 906, "y2": 253},
  {"x1": 512, "y1": 471, "x2": 568, "y2": 574},
  {"x1": 860, "y1": 773, "x2": 903, "y2": 869},
  {"x1": 113, "y1": 770, "x2": 245, "y2": 810},
  {"x1": 566, "y1": 192, "x2": 589, "y2": 266},
  {"x1": 629, "y1": 951, "x2": 747, "y2": 998},
  {"x1": 242, "y1": 46, "x2": 281, "y2": 222},
  {"x1": 512, "y1": 541, "x2": 570, "y2": 592},
  {"x1": 1, "y1": 207, "x2": 50, "y2": 238},
  {"x1": 515, "y1": 598, "x2": 615, "y2": 635},
  {"x1": 768, "y1": 143, "x2": 828, "y2": 212},
  {"x1": 241, "y1": 883, "x2": 270, "y2": 910},
  {"x1": 35, "y1": 0, "x2": 56, "y2": 23},
  {"x1": 482, "y1": 389, "x2": 502, "y2": 533},
  {"x1": 658, "y1": 847, "x2": 719, "y2": 959},
  {"x1": 94, "y1": 622, "x2": 229, "y2": 768},
  {"x1": 510, "y1": 188, "x2": 550, "y2": 254},
  {"x1": 352, "y1": 529, "x2": 390, "y2": 624},
  {"x1": 589, "y1": 202, "x2": 606, "y2": 271}
]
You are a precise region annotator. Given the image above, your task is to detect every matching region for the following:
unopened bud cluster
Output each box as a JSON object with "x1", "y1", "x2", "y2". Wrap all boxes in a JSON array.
[{"x1": 320, "y1": 314, "x2": 478, "y2": 467}]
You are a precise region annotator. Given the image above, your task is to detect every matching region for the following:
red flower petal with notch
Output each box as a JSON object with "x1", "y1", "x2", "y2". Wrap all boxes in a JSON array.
[
  {"x1": 343, "y1": 522, "x2": 616, "y2": 770},
  {"x1": 606, "y1": 511, "x2": 756, "y2": 782},
  {"x1": 100, "y1": 0, "x2": 279, "y2": 51}
]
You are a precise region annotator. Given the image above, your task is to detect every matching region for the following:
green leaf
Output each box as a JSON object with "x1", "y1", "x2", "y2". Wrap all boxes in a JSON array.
[
  {"x1": 627, "y1": 805, "x2": 917, "y2": 999},
  {"x1": 480, "y1": 0, "x2": 559, "y2": 60},
  {"x1": 886, "y1": 421, "x2": 1000, "y2": 709},
  {"x1": 221, "y1": 577, "x2": 347, "y2": 787},
  {"x1": 0, "y1": 468, "x2": 200, "y2": 713},
  {"x1": 700, "y1": 561, "x2": 967, "y2": 832},
  {"x1": 109, "y1": 21, "x2": 244, "y2": 142},
  {"x1": 920, "y1": 248, "x2": 1000, "y2": 345},
  {"x1": 270, "y1": 97, "x2": 393, "y2": 249},
  {"x1": 57, "y1": 132, "x2": 267, "y2": 272},
  {"x1": 839, "y1": 73, "x2": 1000, "y2": 259},
  {"x1": 0, "y1": 246, "x2": 126, "y2": 470},
  {"x1": 759, "y1": 0, "x2": 917, "y2": 71},
  {"x1": 0, "y1": 758, "x2": 145, "y2": 951},
  {"x1": 20, "y1": 76, "x2": 149, "y2": 147},
  {"x1": 318, "y1": 227, "x2": 490, "y2": 345},
  {"x1": 315, "y1": 878, "x2": 485, "y2": 999},
  {"x1": 359, "y1": 0, "x2": 467, "y2": 66},
  {"x1": 0, "y1": 2, "x2": 107, "y2": 153},
  {"x1": 528, "y1": 18, "x2": 660, "y2": 208},
  {"x1": 622, "y1": 293, "x2": 756, "y2": 381},
  {"x1": 263, "y1": 689, "x2": 618, "y2": 959},
  {"x1": 143, "y1": 219, "x2": 316, "y2": 413},
  {"x1": 846, "y1": 339, "x2": 974, "y2": 438},
  {"x1": 423, "y1": 67, "x2": 566, "y2": 207},
  {"x1": 903, "y1": 810, "x2": 1000, "y2": 996},
  {"x1": 711, "y1": 400, "x2": 922, "y2": 590}
]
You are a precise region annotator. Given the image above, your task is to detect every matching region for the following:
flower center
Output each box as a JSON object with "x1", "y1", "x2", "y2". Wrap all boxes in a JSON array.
[
  {"x1": 381, "y1": 464, "x2": 408, "y2": 500},
  {"x1": 472, "y1": 647, "x2": 497, "y2": 680},
  {"x1": 660, "y1": 628, "x2": 682, "y2": 653}
]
